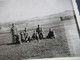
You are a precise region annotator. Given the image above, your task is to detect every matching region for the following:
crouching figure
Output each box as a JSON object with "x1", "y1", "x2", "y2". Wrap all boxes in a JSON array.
[
  {"x1": 15, "y1": 33, "x2": 20, "y2": 44},
  {"x1": 20, "y1": 32, "x2": 25, "y2": 42},
  {"x1": 46, "y1": 29, "x2": 56, "y2": 39},
  {"x1": 32, "y1": 30, "x2": 39, "y2": 41},
  {"x1": 39, "y1": 32, "x2": 44, "y2": 39}
]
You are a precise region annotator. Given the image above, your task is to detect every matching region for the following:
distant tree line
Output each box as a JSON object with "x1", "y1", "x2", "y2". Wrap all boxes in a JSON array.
[{"x1": 60, "y1": 15, "x2": 73, "y2": 21}]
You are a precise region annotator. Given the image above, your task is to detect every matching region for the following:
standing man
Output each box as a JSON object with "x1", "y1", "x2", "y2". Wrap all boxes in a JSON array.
[{"x1": 10, "y1": 23, "x2": 18, "y2": 44}]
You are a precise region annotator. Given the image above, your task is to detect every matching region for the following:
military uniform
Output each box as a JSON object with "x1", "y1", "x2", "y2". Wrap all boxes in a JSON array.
[
  {"x1": 20, "y1": 32, "x2": 25, "y2": 42},
  {"x1": 32, "y1": 31, "x2": 38, "y2": 40},
  {"x1": 36, "y1": 27, "x2": 42, "y2": 35},
  {"x1": 10, "y1": 26, "x2": 18, "y2": 43},
  {"x1": 36, "y1": 25, "x2": 43, "y2": 39},
  {"x1": 47, "y1": 29, "x2": 55, "y2": 39},
  {"x1": 23, "y1": 31, "x2": 28, "y2": 40}
]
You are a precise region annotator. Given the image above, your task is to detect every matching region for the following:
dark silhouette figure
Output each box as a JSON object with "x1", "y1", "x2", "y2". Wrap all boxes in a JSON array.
[
  {"x1": 10, "y1": 23, "x2": 18, "y2": 44},
  {"x1": 46, "y1": 29, "x2": 55, "y2": 39},
  {"x1": 20, "y1": 32, "x2": 25, "y2": 42},
  {"x1": 36, "y1": 25, "x2": 44, "y2": 39},
  {"x1": 15, "y1": 34, "x2": 20, "y2": 44},
  {"x1": 27, "y1": 36, "x2": 32, "y2": 42},
  {"x1": 39, "y1": 32, "x2": 43, "y2": 39},
  {"x1": 32, "y1": 31, "x2": 39, "y2": 41},
  {"x1": 23, "y1": 28, "x2": 28, "y2": 40}
]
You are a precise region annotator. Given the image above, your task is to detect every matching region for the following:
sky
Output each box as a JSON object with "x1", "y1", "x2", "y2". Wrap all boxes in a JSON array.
[{"x1": 0, "y1": 0, "x2": 72, "y2": 23}]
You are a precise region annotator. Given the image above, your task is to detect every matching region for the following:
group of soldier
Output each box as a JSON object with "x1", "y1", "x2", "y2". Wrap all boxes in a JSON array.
[{"x1": 10, "y1": 24, "x2": 55, "y2": 44}]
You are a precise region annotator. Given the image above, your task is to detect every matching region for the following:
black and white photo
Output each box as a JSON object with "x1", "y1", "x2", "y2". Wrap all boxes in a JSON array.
[{"x1": 0, "y1": 0, "x2": 80, "y2": 60}]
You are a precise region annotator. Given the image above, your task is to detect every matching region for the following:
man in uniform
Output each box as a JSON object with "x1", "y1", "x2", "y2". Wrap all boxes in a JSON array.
[
  {"x1": 10, "y1": 23, "x2": 18, "y2": 44},
  {"x1": 46, "y1": 28, "x2": 56, "y2": 39},
  {"x1": 23, "y1": 27, "x2": 28, "y2": 40},
  {"x1": 32, "y1": 30, "x2": 39, "y2": 41},
  {"x1": 20, "y1": 31, "x2": 25, "y2": 42},
  {"x1": 36, "y1": 25, "x2": 43, "y2": 39}
]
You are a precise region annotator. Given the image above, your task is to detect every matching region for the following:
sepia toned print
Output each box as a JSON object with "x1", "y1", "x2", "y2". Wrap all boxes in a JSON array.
[{"x1": 0, "y1": 0, "x2": 80, "y2": 60}]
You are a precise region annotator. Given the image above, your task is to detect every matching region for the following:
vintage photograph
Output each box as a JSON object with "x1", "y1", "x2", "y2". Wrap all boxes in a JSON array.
[{"x1": 0, "y1": 0, "x2": 80, "y2": 60}]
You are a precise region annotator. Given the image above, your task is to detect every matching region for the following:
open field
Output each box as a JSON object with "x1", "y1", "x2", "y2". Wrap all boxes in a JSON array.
[{"x1": 0, "y1": 17, "x2": 72, "y2": 60}]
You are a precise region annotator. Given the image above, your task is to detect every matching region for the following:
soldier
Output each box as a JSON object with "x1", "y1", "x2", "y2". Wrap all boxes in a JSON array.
[
  {"x1": 10, "y1": 23, "x2": 18, "y2": 44},
  {"x1": 23, "y1": 27, "x2": 28, "y2": 40},
  {"x1": 36, "y1": 25, "x2": 43, "y2": 39},
  {"x1": 39, "y1": 32, "x2": 44, "y2": 39},
  {"x1": 15, "y1": 33, "x2": 20, "y2": 44},
  {"x1": 27, "y1": 36, "x2": 32, "y2": 42},
  {"x1": 46, "y1": 28, "x2": 56, "y2": 39},
  {"x1": 36, "y1": 25, "x2": 42, "y2": 34},
  {"x1": 32, "y1": 30, "x2": 39, "y2": 41},
  {"x1": 20, "y1": 31, "x2": 25, "y2": 42}
]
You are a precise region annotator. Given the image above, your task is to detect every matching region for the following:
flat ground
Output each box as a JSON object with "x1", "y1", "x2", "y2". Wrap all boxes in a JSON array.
[{"x1": 0, "y1": 19, "x2": 71, "y2": 60}]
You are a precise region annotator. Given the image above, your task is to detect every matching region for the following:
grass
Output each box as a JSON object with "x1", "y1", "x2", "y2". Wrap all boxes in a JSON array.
[{"x1": 0, "y1": 19, "x2": 71, "y2": 60}]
